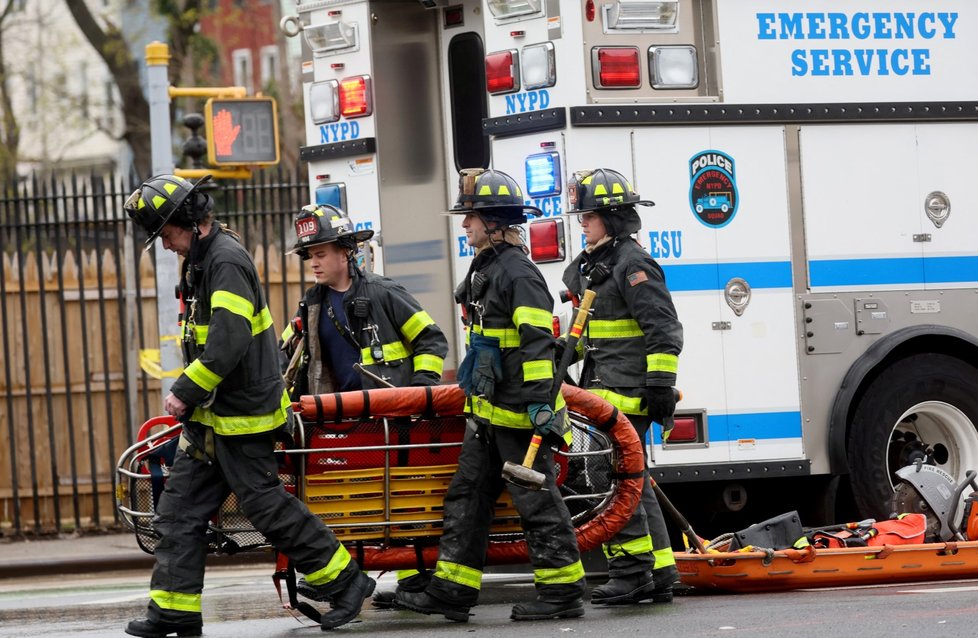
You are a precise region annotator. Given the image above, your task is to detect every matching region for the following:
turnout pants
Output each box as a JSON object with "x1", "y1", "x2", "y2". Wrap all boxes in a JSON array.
[
  {"x1": 427, "y1": 422, "x2": 586, "y2": 607},
  {"x1": 147, "y1": 422, "x2": 356, "y2": 624},
  {"x1": 602, "y1": 414, "x2": 677, "y2": 579}
]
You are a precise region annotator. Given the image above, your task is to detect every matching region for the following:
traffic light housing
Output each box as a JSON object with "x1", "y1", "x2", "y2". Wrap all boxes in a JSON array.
[{"x1": 204, "y1": 97, "x2": 280, "y2": 166}]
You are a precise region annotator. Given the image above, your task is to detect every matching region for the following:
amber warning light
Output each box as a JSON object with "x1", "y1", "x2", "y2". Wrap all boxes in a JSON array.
[{"x1": 204, "y1": 97, "x2": 280, "y2": 166}]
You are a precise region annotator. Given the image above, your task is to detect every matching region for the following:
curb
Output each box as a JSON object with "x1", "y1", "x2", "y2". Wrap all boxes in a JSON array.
[{"x1": 0, "y1": 550, "x2": 275, "y2": 580}]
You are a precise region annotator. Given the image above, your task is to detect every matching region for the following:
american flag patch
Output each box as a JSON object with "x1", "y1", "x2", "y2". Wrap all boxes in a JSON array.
[{"x1": 627, "y1": 271, "x2": 648, "y2": 286}]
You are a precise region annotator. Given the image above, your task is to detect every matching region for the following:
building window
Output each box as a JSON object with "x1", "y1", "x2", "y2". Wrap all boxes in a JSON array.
[
  {"x1": 27, "y1": 69, "x2": 37, "y2": 110},
  {"x1": 103, "y1": 79, "x2": 116, "y2": 129},
  {"x1": 260, "y1": 45, "x2": 279, "y2": 88},
  {"x1": 79, "y1": 62, "x2": 89, "y2": 119},
  {"x1": 232, "y1": 48, "x2": 254, "y2": 94}
]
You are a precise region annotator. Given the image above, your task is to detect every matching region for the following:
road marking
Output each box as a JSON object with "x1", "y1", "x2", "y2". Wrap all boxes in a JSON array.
[{"x1": 897, "y1": 585, "x2": 978, "y2": 594}]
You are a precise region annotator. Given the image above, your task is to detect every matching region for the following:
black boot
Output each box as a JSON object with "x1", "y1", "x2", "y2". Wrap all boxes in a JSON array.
[
  {"x1": 296, "y1": 577, "x2": 335, "y2": 602},
  {"x1": 649, "y1": 565, "x2": 679, "y2": 603},
  {"x1": 125, "y1": 618, "x2": 202, "y2": 638},
  {"x1": 510, "y1": 598, "x2": 585, "y2": 621},
  {"x1": 394, "y1": 589, "x2": 471, "y2": 622},
  {"x1": 372, "y1": 571, "x2": 430, "y2": 609},
  {"x1": 589, "y1": 570, "x2": 656, "y2": 605},
  {"x1": 320, "y1": 570, "x2": 377, "y2": 630}
]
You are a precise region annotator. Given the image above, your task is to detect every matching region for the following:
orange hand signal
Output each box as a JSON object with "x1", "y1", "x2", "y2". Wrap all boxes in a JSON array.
[{"x1": 212, "y1": 109, "x2": 241, "y2": 157}]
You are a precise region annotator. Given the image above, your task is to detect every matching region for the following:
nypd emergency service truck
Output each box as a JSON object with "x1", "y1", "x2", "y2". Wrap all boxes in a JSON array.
[{"x1": 281, "y1": 0, "x2": 978, "y2": 524}]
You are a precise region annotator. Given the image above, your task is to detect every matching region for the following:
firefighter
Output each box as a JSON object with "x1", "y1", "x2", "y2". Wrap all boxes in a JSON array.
[
  {"x1": 280, "y1": 202, "x2": 449, "y2": 605},
  {"x1": 560, "y1": 168, "x2": 683, "y2": 605},
  {"x1": 123, "y1": 175, "x2": 375, "y2": 637},
  {"x1": 395, "y1": 169, "x2": 586, "y2": 622}
]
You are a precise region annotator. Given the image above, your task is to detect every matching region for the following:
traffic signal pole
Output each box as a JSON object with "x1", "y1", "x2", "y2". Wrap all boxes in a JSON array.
[{"x1": 145, "y1": 42, "x2": 183, "y2": 409}]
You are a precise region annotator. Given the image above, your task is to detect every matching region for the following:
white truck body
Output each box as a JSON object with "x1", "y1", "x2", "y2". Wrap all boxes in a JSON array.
[{"x1": 285, "y1": 0, "x2": 978, "y2": 519}]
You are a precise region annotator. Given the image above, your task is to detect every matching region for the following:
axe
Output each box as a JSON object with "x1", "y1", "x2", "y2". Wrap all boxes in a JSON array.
[{"x1": 502, "y1": 289, "x2": 597, "y2": 490}]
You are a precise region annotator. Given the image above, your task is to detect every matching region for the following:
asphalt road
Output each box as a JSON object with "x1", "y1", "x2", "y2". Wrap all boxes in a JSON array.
[{"x1": 2, "y1": 565, "x2": 977, "y2": 637}]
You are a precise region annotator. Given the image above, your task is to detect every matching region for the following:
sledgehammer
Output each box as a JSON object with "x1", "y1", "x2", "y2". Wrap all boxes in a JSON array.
[{"x1": 502, "y1": 289, "x2": 597, "y2": 490}]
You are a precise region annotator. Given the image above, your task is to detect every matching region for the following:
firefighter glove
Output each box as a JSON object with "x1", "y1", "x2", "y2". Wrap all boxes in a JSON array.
[
  {"x1": 528, "y1": 402, "x2": 558, "y2": 437},
  {"x1": 647, "y1": 386, "x2": 677, "y2": 426},
  {"x1": 457, "y1": 332, "x2": 502, "y2": 400}
]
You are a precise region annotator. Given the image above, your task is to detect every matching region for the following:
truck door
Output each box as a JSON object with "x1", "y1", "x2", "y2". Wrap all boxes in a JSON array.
[
  {"x1": 800, "y1": 124, "x2": 924, "y2": 293},
  {"x1": 915, "y1": 123, "x2": 978, "y2": 290},
  {"x1": 634, "y1": 126, "x2": 803, "y2": 464}
]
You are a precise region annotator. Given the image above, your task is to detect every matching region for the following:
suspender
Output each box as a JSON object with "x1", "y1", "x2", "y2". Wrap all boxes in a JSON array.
[{"x1": 324, "y1": 292, "x2": 361, "y2": 352}]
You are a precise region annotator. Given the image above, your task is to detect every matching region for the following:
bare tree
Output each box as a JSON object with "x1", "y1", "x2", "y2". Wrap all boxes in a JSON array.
[
  {"x1": 0, "y1": 0, "x2": 20, "y2": 177},
  {"x1": 64, "y1": 0, "x2": 208, "y2": 178}
]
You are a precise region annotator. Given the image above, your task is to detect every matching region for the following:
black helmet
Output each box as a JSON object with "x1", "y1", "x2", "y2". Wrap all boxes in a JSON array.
[
  {"x1": 124, "y1": 174, "x2": 213, "y2": 245},
  {"x1": 289, "y1": 204, "x2": 374, "y2": 259},
  {"x1": 448, "y1": 168, "x2": 542, "y2": 226},
  {"x1": 566, "y1": 168, "x2": 653, "y2": 237}
]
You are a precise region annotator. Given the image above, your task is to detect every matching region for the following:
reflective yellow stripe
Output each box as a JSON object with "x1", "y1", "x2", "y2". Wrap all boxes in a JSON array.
[
  {"x1": 513, "y1": 305, "x2": 552, "y2": 329},
  {"x1": 361, "y1": 341, "x2": 411, "y2": 365},
  {"x1": 281, "y1": 324, "x2": 294, "y2": 342},
  {"x1": 469, "y1": 325, "x2": 521, "y2": 348},
  {"x1": 467, "y1": 394, "x2": 567, "y2": 428},
  {"x1": 653, "y1": 546, "x2": 676, "y2": 568},
  {"x1": 184, "y1": 359, "x2": 222, "y2": 392},
  {"x1": 434, "y1": 560, "x2": 482, "y2": 590},
  {"x1": 211, "y1": 290, "x2": 255, "y2": 320},
  {"x1": 401, "y1": 311, "x2": 435, "y2": 342},
  {"x1": 149, "y1": 590, "x2": 201, "y2": 613},
  {"x1": 413, "y1": 353, "x2": 445, "y2": 375},
  {"x1": 522, "y1": 359, "x2": 553, "y2": 382},
  {"x1": 588, "y1": 388, "x2": 646, "y2": 416},
  {"x1": 603, "y1": 534, "x2": 654, "y2": 559},
  {"x1": 534, "y1": 560, "x2": 585, "y2": 585},
  {"x1": 303, "y1": 544, "x2": 352, "y2": 586},
  {"x1": 647, "y1": 353, "x2": 679, "y2": 374},
  {"x1": 191, "y1": 390, "x2": 290, "y2": 435},
  {"x1": 252, "y1": 307, "x2": 274, "y2": 335},
  {"x1": 194, "y1": 308, "x2": 270, "y2": 345},
  {"x1": 397, "y1": 569, "x2": 421, "y2": 580},
  {"x1": 588, "y1": 318, "x2": 643, "y2": 339}
]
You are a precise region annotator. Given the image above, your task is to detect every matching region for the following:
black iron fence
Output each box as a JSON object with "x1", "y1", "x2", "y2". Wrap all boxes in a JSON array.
[{"x1": 0, "y1": 166, "x2": 311, "y2": 537}]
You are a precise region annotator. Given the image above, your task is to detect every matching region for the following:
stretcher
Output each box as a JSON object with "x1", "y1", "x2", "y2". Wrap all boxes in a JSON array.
[
  {"x1": 115, "y1": 383, "x2": 646, "y2": 570},
  {"x1": 676, "y1": 540, "x2": 978, "y2": 592}
]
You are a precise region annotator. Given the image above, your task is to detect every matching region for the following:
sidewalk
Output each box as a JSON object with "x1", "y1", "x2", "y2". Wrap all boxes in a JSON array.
[{"x1": 0, "y1": 531, "x2": 273, "y2": 579}]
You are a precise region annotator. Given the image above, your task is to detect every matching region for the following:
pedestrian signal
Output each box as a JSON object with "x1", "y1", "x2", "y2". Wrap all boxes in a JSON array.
[{"x1": 204, "y1": 97, "x2": 280, "y2": 166}]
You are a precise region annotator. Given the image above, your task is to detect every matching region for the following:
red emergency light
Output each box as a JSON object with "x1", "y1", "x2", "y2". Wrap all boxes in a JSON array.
[
  {"x1": 666, "y1": 415, "x2": 700, "y2": 443},
  {"x1": 529, "y1": 218, "x2": 565, "y2": 263},
  {"x1": 339, "y1": 75, "x2": 373, "y2": 118},
  {"x1": 486, "y1": 49, "x2": 520, "y2": 94},
  {"x1": 592, "y1": 47, "x2": 641, "y2": 88}
]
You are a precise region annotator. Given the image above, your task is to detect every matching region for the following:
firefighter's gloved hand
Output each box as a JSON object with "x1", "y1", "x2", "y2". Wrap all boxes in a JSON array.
[
  {"x1": 457, "y1": 333, "x2": 502, "y2": 400},
  {"x1": 553, "y1": 337, "x2": 567, "y2": 364},
  {"x1": 647, "y1": 386, "x2": 677, "y2": 426},
  {"x1": 528, "y1": 402, "x2": 558, "y2": 438}
]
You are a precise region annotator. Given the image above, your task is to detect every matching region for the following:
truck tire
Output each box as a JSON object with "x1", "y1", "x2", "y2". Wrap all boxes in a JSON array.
[{"x1": 847, "y1": 354, "x2": 978, "y2": 520}]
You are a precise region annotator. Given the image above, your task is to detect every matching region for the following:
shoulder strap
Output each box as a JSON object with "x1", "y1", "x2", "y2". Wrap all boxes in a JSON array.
[{"x1": 324, "y1": 292, "x2": 361, "y2": 351}]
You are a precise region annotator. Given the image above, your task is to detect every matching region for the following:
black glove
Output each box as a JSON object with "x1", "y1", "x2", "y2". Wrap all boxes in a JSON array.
[
  {"x1": 646, "y1": 386, "x2": 677, "y2": 425},
  {"x1": 553, "y1": 336, "x2": 567, "y2": 364}
]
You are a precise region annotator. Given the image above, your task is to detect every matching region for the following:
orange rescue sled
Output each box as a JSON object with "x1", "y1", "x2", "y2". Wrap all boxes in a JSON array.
[{"x1": 677, "y1": 540, "x2": 978, "y2": 592}]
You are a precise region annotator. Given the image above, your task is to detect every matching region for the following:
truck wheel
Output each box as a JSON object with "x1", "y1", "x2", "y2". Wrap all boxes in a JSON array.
[{"x1": 847, "y1": 354, "x2": 978, "y2": 520}]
